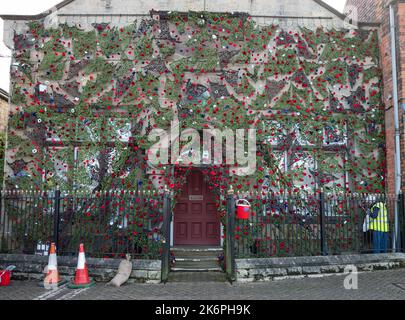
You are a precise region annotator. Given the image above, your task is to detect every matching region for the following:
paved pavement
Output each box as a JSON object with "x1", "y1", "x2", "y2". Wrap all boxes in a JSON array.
[{"x1": 1, "y1": 269, "x2": 405, "y2": 300}]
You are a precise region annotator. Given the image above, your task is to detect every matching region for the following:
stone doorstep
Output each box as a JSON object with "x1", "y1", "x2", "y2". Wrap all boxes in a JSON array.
[
  {"x1": 0, "y1": 253, "x2": 161, "y2": 283},
  {"x1": 175, "y1": 257, "x2": 218, "y2": 261},
  {"x1": 171, "y1": 267, "x2": 222, "y2": 272},
  {"x1": 171, "y1": 246, "x2": 222, "y2": 252},
  {"x1": 171, "y1": 249, "x2": 222, "y2": 259}
]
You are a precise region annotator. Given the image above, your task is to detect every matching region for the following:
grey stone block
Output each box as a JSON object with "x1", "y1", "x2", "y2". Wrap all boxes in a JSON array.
[
  {"x1": 130, "y1": 269, "x2": 148, "y2": 279},
  {"x1": 236, "y1": 277, "x2": 254, "y2": 283},
  {"x1": 302, "y1": 266, "x2": 322, "y2": 274},
  {"x1": 274, "y1": 275, "x2": 306, "y2": 281},
  {"x1": 146, "y1": 279, "x2": 161, "y2": 284},
  {"x1": 357, "y1": 264, "x2": 374, "y2": 272},
  {"x1": 286, "y1": 266, "x2": 303, "y2": 275},
  {"x1": 236, "y1": 269, "x2": 249, "y2": 278},
  {"x1": 147, "y1": 270, "x2": 160, "y2": 280},
  {"x1": 132, "y1": 259, "x2": 161, "y2": 270},
  {"x1": 319, "y1": 265, "x2": 341, "y2": 274},
  {"x1": 266, "y1": 268, "x2": 287, "y2": 276}
]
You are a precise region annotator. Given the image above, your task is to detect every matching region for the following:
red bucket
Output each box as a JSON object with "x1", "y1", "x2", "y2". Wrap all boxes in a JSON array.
[
  {"x1": 236, "y1": 199, "x2": 250, "y2": 220},
  {"x1": 0, "y1": 270, "x2": 11, "y2": 286}
]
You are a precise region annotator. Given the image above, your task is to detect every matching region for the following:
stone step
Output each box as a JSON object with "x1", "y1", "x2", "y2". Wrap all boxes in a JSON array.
[
  {"x1": 171, "y1": 248, "x2": 223, "y2": 259},
  {"x1": 172, "y1": 253, "x2": 221, "y2": 259},
  {"x1": 171, "y1": 246, "x2": 223, "y2": 252},
  {"x1": 171, "y1": 266, "x2": 222, "y2": 272},
  {"x1": 174, "y1": 260, "x2": 221, "y2": 270},
  {"x1": 168, "y1": 247, "x2": 225, "y2": 282},
  {"x1": 175, "y1": 257, "x2": 218, "y2": 262},
  {"x1": 168, "y1": 271, "x2": 228, "y2": 282}
]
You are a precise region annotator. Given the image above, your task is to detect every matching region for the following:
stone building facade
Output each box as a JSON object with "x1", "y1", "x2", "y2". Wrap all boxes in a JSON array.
[
  {"x1": 0, "y1": 88, "x2": 8, "y2": 132},
  {"x1": 1, "y1": 0, "x2": 384, "y2": 247}
]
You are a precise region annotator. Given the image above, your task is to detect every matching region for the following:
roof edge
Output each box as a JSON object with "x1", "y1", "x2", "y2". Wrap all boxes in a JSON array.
[
  {"x1": 0, "y1": 88, "x2": 9, "y2": 100},
  {"x1": 313, "y1": 0, "x2": 348, "y2": 20},
  {"x1": 0, "y1": 0, "x2": 381, "y2": 29}
]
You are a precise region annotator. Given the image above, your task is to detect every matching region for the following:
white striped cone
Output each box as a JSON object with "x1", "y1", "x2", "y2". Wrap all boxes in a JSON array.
[
  {"x1": 44, "y1": 243, "x2": 61, "y2": 285},
  {"x1": 48, "y1": 252, "x2": 58, "y2": 271},
  {"x1": 73, "y1": 243, "x2": 90, "y2": 285},
  {"x1": 77, "y1": 251, "x2": 86, "y2": 270}
]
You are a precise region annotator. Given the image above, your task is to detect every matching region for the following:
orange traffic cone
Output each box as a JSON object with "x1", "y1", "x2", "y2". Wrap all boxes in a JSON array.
[
  {"x1": 41, "y1": 243, "x2": 67, "y2": 288},
  {"x1": 67, "y1": 243, "x2": 95, "y2": 288}
]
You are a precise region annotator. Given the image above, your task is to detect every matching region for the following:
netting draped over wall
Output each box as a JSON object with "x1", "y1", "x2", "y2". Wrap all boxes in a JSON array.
[{"x1": 6, "y1": 12, "x2": 384, "y2": 209}]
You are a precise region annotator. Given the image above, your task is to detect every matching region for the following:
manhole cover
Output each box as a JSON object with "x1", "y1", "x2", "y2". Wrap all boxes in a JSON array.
[{"x1": 392, "y1": 283, "x2": 405, "y2": 291}]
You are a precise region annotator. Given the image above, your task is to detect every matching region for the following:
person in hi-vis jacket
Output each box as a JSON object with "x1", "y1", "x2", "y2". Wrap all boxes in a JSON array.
[{"x1": 368, "y1": 201, "x2": 389, "y2": 253}]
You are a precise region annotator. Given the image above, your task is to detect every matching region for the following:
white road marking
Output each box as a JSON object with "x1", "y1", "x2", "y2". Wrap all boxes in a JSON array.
[
  {"x1": 34, "y1": 283, "x2": 92, "y2": 300},
  {"x1": 57, "y1": 287, "x2": 90, "y2": 300},
  {"x1": 33, "y1": 284, "x2": 67, "y2": 300}
]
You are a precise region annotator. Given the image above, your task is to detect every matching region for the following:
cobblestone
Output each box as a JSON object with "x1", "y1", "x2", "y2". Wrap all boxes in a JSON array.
[{"x1": 0, "y1": 269, "x2": 404, "y2": 300}]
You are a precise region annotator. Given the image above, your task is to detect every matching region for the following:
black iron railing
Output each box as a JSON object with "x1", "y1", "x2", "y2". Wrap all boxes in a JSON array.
[
  {"x1": 0, "y1": 189, "x2": 168, "y2": 260},
  {"x1": 2, "y1": 186, "x2": 404, "y2": 283},
  {"x1": 230, "y1": 191, "x2": 405, "y2": 259}
]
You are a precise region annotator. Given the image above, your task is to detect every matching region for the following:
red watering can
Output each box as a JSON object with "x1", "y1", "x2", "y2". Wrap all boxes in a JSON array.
[{"x1": 236, "y1": 199, "x2": 250, "y2": 220}]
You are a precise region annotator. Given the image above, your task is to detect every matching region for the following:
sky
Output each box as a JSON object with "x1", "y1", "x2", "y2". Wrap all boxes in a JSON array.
[{"x1": 0, "y1": 0, "x2": 347, "y2": 92}]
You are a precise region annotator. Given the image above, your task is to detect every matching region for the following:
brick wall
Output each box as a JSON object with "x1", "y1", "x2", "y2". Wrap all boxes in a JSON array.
[
  {"x1": 375, "y1": 1, "x2": 405, "y2": 195},
  {"x1": 374, "y1": 0, "x2": 395, "y2": 194}
]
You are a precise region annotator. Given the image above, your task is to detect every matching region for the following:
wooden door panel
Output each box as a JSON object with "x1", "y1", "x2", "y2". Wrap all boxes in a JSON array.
[
  {"x1": 191, "y1": 171, "x2": 203, "y2": 194},
  {"x1": 191, "y1": 223, "x2": 202, "y2": 238},
  {"x1": 206, "y1": 222, "x2": 219, "y2": 239},
  {"x1": 175, "y1": 222, "x2": 188, "y2": 239},
  {"x1": 191, "y1": 203, "x2": 202, "y2": 215},
  {"x1": 175, "y1": 203, "x2": 188, "y2": 215},
  {"x1": 206, "y1": 203, "x2": 217, "y2": 216}
]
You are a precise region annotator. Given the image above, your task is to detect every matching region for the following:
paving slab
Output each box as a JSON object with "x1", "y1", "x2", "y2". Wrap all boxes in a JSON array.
[{"x1": 0, "y1": 269, "x2": 404, "y2": 300}]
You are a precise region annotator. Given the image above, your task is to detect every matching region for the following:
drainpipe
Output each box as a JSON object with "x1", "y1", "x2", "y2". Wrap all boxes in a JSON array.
[{"x1": 389, "y1": 3, "x2": 401, "y2": 252}]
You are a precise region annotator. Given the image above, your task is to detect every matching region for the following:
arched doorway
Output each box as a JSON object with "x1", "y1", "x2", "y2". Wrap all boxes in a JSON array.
[{"x1": 173, "y1": 168, "x2": 221, "y2": 246}]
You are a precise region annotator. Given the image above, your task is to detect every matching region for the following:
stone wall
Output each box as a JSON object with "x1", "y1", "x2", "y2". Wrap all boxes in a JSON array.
[
  {"x1": 1, "y1": 0, "x2": 353, "y2": 47},
  {"x1": 0, "y1": 94, "x2": 8, "y2": 133},
  {"x1": 0, "y1": 254, "x2": 161, "y2": 283},
  {"x1": 235, "y1": 253, "x2": 405, "y2": 282}
]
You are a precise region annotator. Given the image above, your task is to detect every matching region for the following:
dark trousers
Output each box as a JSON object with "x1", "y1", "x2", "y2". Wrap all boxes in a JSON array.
[
  {"x1": 362, "y1": 230, "x2": 373, "y2": 252},
  {"x1": 372, "y1": 231, "x2": 389, "y2": 253}
]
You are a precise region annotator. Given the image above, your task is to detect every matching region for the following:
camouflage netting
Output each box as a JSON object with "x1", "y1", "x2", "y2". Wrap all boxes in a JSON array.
[{"x1": 6, "y1": 12, "x2": 385, "y2": 209}]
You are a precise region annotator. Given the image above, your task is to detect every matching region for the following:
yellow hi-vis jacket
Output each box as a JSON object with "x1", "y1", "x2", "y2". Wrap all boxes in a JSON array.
[{"x1": 369, "y1": 202, "x2": 389, "y2": 232}]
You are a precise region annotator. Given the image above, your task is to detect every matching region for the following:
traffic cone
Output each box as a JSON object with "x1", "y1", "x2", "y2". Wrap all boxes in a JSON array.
[
  {"x1": 67, "y1": 243, "x2": 95, "y2": 288},
  {"x1": 40, "y1": 243, "x2": 67, "y2": 288}
]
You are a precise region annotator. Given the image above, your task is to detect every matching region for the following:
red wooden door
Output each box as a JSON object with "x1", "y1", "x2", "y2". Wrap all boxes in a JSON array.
[{"x1": 173, "y1": 169, "x2": 220, "y2": 246}]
